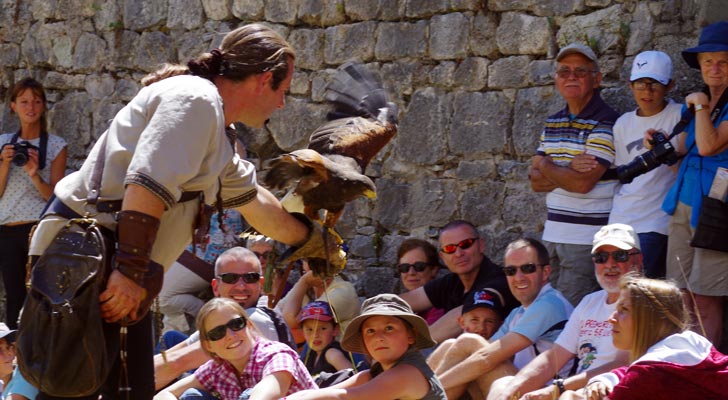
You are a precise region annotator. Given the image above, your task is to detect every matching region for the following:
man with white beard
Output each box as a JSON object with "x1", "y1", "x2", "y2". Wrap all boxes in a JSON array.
[{"x1": 489, "y1": 224, "x2": 642, "y2": 400}]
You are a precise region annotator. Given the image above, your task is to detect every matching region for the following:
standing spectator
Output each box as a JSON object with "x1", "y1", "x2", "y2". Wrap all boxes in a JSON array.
[
  {"x1": 658, "y1": 21, "x2": 728, "y2": 347},
  {"x1": 490, "y1": 223, "x2": 641, "y2": 400},
  {"x1": 396, "y1": 238, "x2": 444, "y2": 325},
  {"x1": 159, "y1": 209, "x2": 245, "y2": 333},
  {"x1": 530, "y1": 43, "x2": 620, "y2": 306},
  {"x1": 430, "y1": 238, "x2": 573, "y2": 400},
  {"x1": 25, "y1": 24, "x2": 313, "y2": 399},
  {"x1": 571, "y1": 51, "x2": 682, "y2": 278},
  {"x1": 401, "y1": 220, "x2": 517, "y2": 341},
  {"x1": 0, "y1": 78, "x2": 67, "y2": 329}
]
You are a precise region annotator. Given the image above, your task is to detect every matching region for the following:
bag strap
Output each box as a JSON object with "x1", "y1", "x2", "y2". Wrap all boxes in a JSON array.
[{"x1": 532, "y1": 320, "x2": 567, "y2": 356}]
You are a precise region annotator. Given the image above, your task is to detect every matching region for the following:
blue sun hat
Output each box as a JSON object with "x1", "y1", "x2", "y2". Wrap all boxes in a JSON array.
[{"x1": 682, "y1": 21, "x2": 728, "y2": 69}]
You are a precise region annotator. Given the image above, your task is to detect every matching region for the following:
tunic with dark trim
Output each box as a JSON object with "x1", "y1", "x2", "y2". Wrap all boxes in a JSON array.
[{"x1": 28, "y1": 75, "x2": 257, "y2": 269}]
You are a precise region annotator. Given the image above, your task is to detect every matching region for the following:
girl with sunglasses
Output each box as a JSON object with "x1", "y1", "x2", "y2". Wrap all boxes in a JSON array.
[
  {"x1": 154, "y1": 297, "x2": 316, "y2": 400},
  {"x1": 562, "y1": 275, "x2": 728, "y2": 400},
  {"x1": 396, "y1": 239, "x2": 444, "y2": 325}
]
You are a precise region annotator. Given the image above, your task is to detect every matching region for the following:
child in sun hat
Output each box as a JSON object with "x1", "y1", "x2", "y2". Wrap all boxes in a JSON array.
[
  {"x1": 284, "y1": 293, "x2": 446, "y2": 400},
  {"x1": 298, "y1": 301, "x2": 353, "y2": 377}
]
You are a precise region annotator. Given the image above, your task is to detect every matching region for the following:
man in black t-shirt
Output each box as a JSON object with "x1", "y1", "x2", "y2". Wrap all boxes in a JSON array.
[{"x1": 401, "y1": 220, "x2": 516, "y2": 341}]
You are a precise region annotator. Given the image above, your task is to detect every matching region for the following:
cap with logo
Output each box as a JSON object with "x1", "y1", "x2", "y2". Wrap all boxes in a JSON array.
[{"x1": 630, "y1": 51, "x2": 672, "y2": 85}]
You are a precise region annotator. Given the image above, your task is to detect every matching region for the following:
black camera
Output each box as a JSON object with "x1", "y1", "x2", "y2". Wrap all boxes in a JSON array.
[
  {"x1": 616, "y1": 131, "x2": 678, "y2": 184},
  {"x1": 3, "y1": 142, "x2": 39, "y2": 167}
]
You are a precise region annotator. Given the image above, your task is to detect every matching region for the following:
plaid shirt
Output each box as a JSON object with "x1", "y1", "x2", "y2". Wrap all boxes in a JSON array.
[{"x1": 195, "y1": 337, "x2": 317, "y2": 400}]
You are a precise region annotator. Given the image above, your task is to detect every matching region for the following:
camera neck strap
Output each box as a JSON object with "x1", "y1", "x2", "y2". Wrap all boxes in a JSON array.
[{"x1": 10, "y1": 130, "x2": 48, "y2": 170}]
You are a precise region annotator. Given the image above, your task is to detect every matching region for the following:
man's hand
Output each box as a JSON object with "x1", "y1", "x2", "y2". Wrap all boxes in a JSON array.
[
  {"x1": 99, "y1": 269, "x2": 145, "y2": 322},
  {"x1": 568, "y1": 153, "x2": 598, "y2": 173},
  {"x1": 530, "y1": 155, "x2": 558, "y2": 192}
]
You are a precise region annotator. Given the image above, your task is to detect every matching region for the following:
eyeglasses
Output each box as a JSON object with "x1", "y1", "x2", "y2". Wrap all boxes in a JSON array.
[
  {"x1": 631, "y1": 80, "x2": 665, "y2": 91},
  {"x1": 591, "y1": 250, "x2": 640, "y2": 264},
  {"x1": 217, "y1": 272, "x2": 261, "y2": 284},
  {"x1": 206, "y1": 317, "x2": 247, "y2": 341},
  {"x1": 555, "y1": 67, "x2": 596, "y2": 79},
  {"x1": 396, "y1": 262, "x2": 430, "y2": 274},
  {"x1": 502, "y1": 263, "x2": 541, "y2": 276},
  {"x1": 440, "y1": 237, "x2": 479, "y2": 254}
]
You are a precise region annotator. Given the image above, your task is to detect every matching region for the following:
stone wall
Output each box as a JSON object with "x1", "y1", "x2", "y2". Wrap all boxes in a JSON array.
[{"x1": 1, "y1": 0, "x2": 726, "y2": 298}]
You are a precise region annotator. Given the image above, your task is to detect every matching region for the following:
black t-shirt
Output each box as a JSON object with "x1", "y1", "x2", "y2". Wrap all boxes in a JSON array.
[
  {"x1": 304, "y1": 340, "x2": 345, "y2": 376},
  {"x1": 423, "y1": 256, "x2": 518, "y2": 314}
]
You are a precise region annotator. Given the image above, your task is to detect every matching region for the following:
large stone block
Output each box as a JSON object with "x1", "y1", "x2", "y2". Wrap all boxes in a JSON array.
[
  {"x1": 405, "y1": 0, "x2": 449, "y2": 18},
  {"x1": 454, "y1": 57, "x2": 489, "y2": 91},
  {"x1": 168, "y1": 0, "x2": 205, "y2": 30},
  {"x1": 91, "y1": 99, "x2": 125, "y2": 141},
  {"x1": 201, "y1": 0, "x2": 231, "y2": 20},
  {"x1": 488, "y1": 0, "x2": 584, "y2": 17},
  {"x1": 512, "y1": 86, "x2": 561, "y2": 156},
  {"x1": 84, "y1": 74, "x2": 116, "y2": 99},
  {"x1": 460, "y1": 181, "x2": 506, "y2": 227},
  {"x1": 123, "y1": 0, "x2": 166, "y2": 30},
  {"x1": 355, "y1": 266, "x2": 396, "y2": 297},
  {"x1": 232, "y1": 0, "x2": 264, "y2": 20},
  {"x1": 0, "y1": 44, "x2": 20, "y2": 67},
  {"x1": 288, "y1": 29, "x2": 325, "y2": 71},
  {"x1": 92, "y1": 0, "x2": 122, "y2": 33},
  {"x1": 47, "y1": 93, "x2": 92, "y2": 159},
  {"x1": 176, "y1": 30, "x2": 213, "y2": 66},
  {"x1": 43, "y1": 72, "x2": 85, "y2": 90},
  {"x1": 450, "y1": 91, "x2": 511, "y2": 155},
  {"x1": 456, "y1": 159, "x2": 497, "y2": 181},
  {"x1": 323, "y1": 22, "x2": 377, "y2": 65},
  {"x1": 503, "y1": 179, "x2": 547, "y2": 231},
  {"x1": 557, "y1": 5, "x2": 624, "y2": 54},
  {"x1": 344, "y1": 0, "x2": 378, "y2": 21},
  {"x1": 106, "y1": 30, "x2": 141, "y2": 70},
  {"x1": 299, "y1": 0, "x2": 346, "y2": 26},
  {"x1": 407, "y1": 178, "x2": 458, "y2": 229},
  {"x1": 372, "y1": 178, "x2": 409, "y2": 230},
  {"x1": 348, "y1": 234, "x2": 377, "y2": 259},
  {"x1": 496, "y1": 12, "x2": 551, "y2": 55},
  {"x1": 379, "y1": 0, "x2": 405, "y2": 21},
  {"x1": 626, "y1": 2, "x2": 654, "y2": 55},
  {"x1": 428, "y1": 61, "x2": 456, "y2": 89},
  {"x1": 114, "y1": 78, "x2": 140, "y2": 101},
  {"x1": 429, "y1": 12, "x2": 469, "y2": 60},
  {"x1": 264, "y1": 0, "x2": 298, "y2": 24},
  {"x1": 267, "y1": 97, "x2": 329, "y2": 151},
  {"x1": 393, "y1": 87, "x2": 450, "y2": 165},
  {"x1": 488, "y1": 55, "x2": 531, "y2": 89},
  {"x1": 380, "y1": 60, "x2": 417, "y2": 98},
  {"x1": 134, "y1": 31, "x2": 176, "y2": 72},
  {"x1": 73, "y1": 32, "x2": 107, "y2": 73},
  {"x1": 374, "y1": 21, "x2": 427, "y2": 61},
  {"x1": 528, "y1": 60, "x2": 555, "y2": 86},
  {"x1": 470, "y1": 10, "x2": 498, "y2": 58}
]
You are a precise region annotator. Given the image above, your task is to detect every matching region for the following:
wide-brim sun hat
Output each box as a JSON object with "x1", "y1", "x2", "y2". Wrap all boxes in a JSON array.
[
  {"x1": 682, "y1": 21, "x2": 728, "y2": 69},
  {"x1": 341, "y1": 293, "x2": 436, "y2": 354}
]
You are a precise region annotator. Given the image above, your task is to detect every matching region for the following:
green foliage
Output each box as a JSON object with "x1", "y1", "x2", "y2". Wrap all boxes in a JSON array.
[
  {"x1": 108, "y1": 20, "x2": 123, "y2": 30},
  {"x1": 583, "y1": 33, "x2": 599, "y2": 54}
]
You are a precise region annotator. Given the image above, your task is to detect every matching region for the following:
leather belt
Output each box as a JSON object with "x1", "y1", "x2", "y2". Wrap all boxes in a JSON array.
[{"x1": 95, "y1": 191, "x2": 203, "y2": 212}]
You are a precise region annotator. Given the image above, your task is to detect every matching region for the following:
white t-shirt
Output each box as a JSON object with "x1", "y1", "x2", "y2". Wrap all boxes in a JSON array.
[
  {"x1": 609, "y1": 100, "x2": 682, "y2": 234},
  {"x1": 554, "y1": 290, "x2": 619, "y2": 374}
]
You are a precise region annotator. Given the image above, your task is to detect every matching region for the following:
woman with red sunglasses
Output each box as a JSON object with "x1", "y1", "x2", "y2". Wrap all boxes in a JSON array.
[{"x1": 155, "y1": 297, "x2": 316, "y2": 400}]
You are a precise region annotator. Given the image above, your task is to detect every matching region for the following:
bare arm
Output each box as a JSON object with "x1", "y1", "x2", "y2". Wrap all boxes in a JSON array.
[
  {"x1": 428, "y1": 306, "x2": 463, "y2": 342},
  {"x1": 278, "y1": 271, "x2": 316, "y2": 329},
  {"x1": 537, "y1": 156, "x2": 608, "y2": 194},
  {"x1": 686, "y1": 92, "x2": 728, "y2": 156},
  {"x1": 493, "y1": 344, "x2": 574, "y2": 400},
  {"x1": 399, "y1": 286, "x2": 434, "y2": 313},
  {"x1": 530, "y1": 155, "x2": 558, "y2": 192},
  {"x1": 237, "y1": 186, "x2": 309, "y2": 246},
  {"x1": 249, "y1": 371, "x2": 293, "y2": 400},
  {"x1": 325, "y1": 347, "x2": 355, "y2": 371},
  {"x1": 153, "y1": 374, "x2": 203, "y2": 400},
  {"x1": 154, "y1": 340, "x2": 210, "y2": 390},
  {"x1": 438, "y1": 331, "x2": 531, "y2": 391},
  {"x1": 26, "y1": 146, "x2": 67, "y2": 201}
]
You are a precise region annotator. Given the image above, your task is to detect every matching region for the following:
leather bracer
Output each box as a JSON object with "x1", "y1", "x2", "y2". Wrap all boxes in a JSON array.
[{"x1": 114, "y1": 210, "x2": 161, "y2": 285}]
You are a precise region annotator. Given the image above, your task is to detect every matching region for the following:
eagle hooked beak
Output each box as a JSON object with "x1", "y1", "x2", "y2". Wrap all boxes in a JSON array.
[{"x1": 364, "y1": 189, "x2": 377, "y2": 199}]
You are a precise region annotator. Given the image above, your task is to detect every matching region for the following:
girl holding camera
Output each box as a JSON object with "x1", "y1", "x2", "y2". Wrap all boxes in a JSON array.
[{"x1": 0, "y1": 78, "x2": 67, "y2": 329}]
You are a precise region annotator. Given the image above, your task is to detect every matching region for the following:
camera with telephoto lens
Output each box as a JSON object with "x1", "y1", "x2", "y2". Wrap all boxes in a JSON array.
[
  {"x1": 4, "y1": 142, "x2": 39, "y2": 167},
  {"x1": 616, "y1": 131, "x2": 678, "y2": 184}
]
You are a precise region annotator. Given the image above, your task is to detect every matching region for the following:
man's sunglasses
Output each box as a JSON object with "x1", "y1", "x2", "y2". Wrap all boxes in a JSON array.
[
  {"x1": 396, "y1": 262, "x2": 430, "y2": 274},
  {"x1": 206, "y1": 317, "x2": 247, "y2": 341},
  {"x1": 591, "y1": 250, "x2": 639, "y2": 264},
  {"x1": 217, "y1": 272, "x2": 261, "y2": 284},
  {"x1": 440, "y1": 238, "x2": 479, "y2": 254},
  {"x1": 502, "y1": 263, "x2": 541, "y2": 276}
]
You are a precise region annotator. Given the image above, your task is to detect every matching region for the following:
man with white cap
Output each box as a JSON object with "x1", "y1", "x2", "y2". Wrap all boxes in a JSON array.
[
  {"x1": 571, "y1": 50, "x2": 682, "y2": 279},
  {"x1": 530, "y1": 42, "x2": 620, "y2": 306},
  {"x1": 489, "y1": 223, "x2": 642, "y2": 400}
]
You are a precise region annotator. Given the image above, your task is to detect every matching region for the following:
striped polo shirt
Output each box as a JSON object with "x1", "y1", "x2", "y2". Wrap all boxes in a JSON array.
[{"x1": 536, "y1": 91, "x2": 619, "y2": 245}]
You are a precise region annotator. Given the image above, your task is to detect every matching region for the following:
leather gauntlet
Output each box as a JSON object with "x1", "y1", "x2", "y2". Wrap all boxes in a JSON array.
[{"x1": 114, "y1": 210, "x2": 161, "y2": 286}]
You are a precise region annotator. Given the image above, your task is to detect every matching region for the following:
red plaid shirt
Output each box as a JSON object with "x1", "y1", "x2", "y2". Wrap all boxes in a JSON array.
[{"x1": 195, "y1": 337, "x2": 317, "y2": 400}]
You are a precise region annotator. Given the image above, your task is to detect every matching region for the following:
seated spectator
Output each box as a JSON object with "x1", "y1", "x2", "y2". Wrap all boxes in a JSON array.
[
  {"x1": 401, "y1": 220, "x2": 517, "y2": 342},
  {"x1": 154, "y1": 298, "x2": 316, "y2": 400},
  {"x1": 430, "y1": 238, "x2": 573, "y2": 399},
  {"x1": 298, "y1": 301, "x2": 353, "y2": 379},
  {"x1": 154, "y1": 247, "x2": 295, "y2": 390},
  {"x1": 159, "y1": 209, "x2": 245, "y2": 333},
  {"x1": 563, "y1": 275, "x2": 728, "y2": 400},
  {"x1": 396, "y1": 238, "x2": 445, "y2": 325},
  {"x1": 489, "y1": 223, "x2": 641, "y2": 400},
  {"x1": 0, "y1": 323, "x2": 37, "y2": 399},
  {"x1": 285, "y1": 294, "x2": 446, "y2": 400},
  {"x1": 277, "y1": 260, "x2": 360, "y2": 349}
]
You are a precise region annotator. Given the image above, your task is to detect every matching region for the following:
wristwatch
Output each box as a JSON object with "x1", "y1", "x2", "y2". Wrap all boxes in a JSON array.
[
  {"x1": 695, "y1": 103, "x2": 709, "y2": 112},
  {"x1": 553, "y1": 378, "x2": 566, "y2": 394}
]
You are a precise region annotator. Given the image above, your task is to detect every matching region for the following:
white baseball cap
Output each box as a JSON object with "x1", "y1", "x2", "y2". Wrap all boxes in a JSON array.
[
  {"x1": 592, "y1": 223, "x2": 640, "y2": 253},
  {"x1": 630, "y1": 51, "x2": 672, "y2": 85}
]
